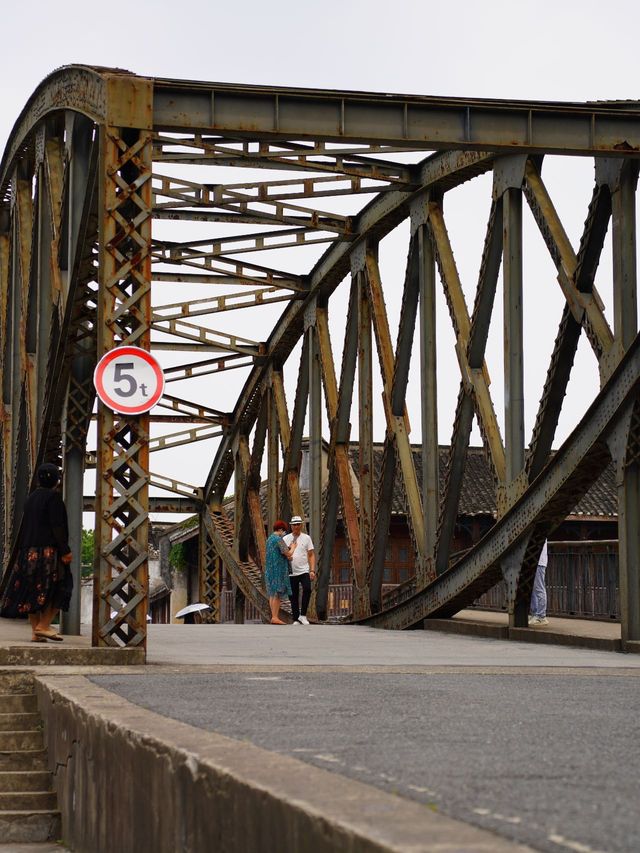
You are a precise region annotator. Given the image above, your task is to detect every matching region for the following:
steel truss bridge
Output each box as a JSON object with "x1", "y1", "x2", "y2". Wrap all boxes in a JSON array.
[{"x1": 1, "y1": 65, "x2": 640, "y2": 649}]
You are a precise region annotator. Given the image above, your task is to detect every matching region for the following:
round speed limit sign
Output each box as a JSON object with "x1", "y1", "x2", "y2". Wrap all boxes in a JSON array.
[{"x1": 94, "y1": 347, "x2": 165, "y2": 415}]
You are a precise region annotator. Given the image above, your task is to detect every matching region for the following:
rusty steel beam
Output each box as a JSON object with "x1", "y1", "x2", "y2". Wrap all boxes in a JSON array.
[
  {"x1": 279, "y1": 337, "x2": 309, "y2": 523},
  {"x1": 151, "y1": 76, "x2": 640, "y2": 156},
  {"x1": 199, "y1": 513, "x2": 222, "y2": 623},
  {"x1": 153, "y1": 288, "x2": 300, "y2": 322},
  {"x1": 416, "y1": 216, "x2": 440, "y2": 578},
  {"x1": 94, "y1": 78, "x2": 153, "y2": 650},
  {"x1": 155, "y1": 172, "x2": 391, "y2": 205},
  {"x1": 152, "y1": 244, "x2": 306, "y2": 289},
  {"x1": 151, "y1": 316, "x2": 263, "y2": 355},
  {"x1": 237, "y1": 433, "x2": 267, "y2": 567},
  {"x1": 266, "y1": 385, "x2": 280, "y2": 531},
  {"x1": 163, "y1": 352, "x2": 254, "y2": 382},
  {"x1": 155, "y1": 393, "x2": 228, "y2": 423},
  {"x1": 307, "y1": 319, "x2": 323, "y2": 553},
  {"x1": 356, "y1": 265, "x2": 373, "y2": 618},
  {"x1": 314, "y1": 286, "x2": 362, "y2": 618},
  {"x1": 435, "y1": 196, "x2": 502, "y2": 575},
  {"x1": 523, "y1": 160, "x2": 614, "y2": 364},
  {"x1": 154, "y1": 226, "x2": 333, "y2": 259},
  {"x1": 428, "y1": 202, "x2": 506, "y2": 485},
  {"x1": 363, "y1": 333, "x2": 640, "y2": 630},
  {"x1": 271, "y1": 367, "x2": 305, "y2": 524},
  {"x1": 152, "y1": 134, "x2": 414, "y2": 184},
  {"x1": 83, "y1": 495, "x2": 202, "y2": 513},
  {"x1": 364, "y1": 249, "x2": 426, "y2": 566},
  {"x1": 153, "y1": 173, "x2": 352, "y2": 235}
]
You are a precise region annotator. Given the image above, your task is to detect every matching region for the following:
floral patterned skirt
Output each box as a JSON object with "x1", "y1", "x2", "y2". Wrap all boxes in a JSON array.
[{"x1": 0, "y1": 546, "x2": 73, "y2": 618}]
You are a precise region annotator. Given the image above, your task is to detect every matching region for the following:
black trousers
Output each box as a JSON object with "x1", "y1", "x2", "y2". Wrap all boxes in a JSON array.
[{"x1": 289, "y1": 572, "x2": 311, "y2": 620}]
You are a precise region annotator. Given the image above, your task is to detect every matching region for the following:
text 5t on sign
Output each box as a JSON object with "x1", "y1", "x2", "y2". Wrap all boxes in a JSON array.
[{"x1": 93, "y1": 347, "x2": 165, "y2": 415}]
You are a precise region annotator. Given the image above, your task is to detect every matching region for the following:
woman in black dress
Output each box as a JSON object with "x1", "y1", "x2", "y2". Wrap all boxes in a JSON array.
[{"x1": 0, "y1": 463, "x2": 73, "y2": 642}]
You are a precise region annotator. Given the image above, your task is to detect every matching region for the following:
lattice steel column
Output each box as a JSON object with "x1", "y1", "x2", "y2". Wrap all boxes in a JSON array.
[
  {"x1": 198, "y1": 512, "x2": 221, "y2": 623},
  {"x1": 93, "y1": 77, "x2": 153, "y2": 648}
]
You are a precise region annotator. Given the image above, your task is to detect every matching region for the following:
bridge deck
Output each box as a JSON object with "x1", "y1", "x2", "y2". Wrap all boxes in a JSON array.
[
  {"x1": 7, "y1": 621, "x2": 640, "y2": 851},
  {"x1": 0, "y1": 614, "x2": 631, "y2": 664}
]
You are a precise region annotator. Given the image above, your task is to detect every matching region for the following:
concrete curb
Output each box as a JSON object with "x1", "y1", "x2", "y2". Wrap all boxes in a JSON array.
[
  {"x1": 35, "y1": 674, "x2": 533, "y2": 853},
  {"x1": 423, "y1": 618, "x2": 624, "y2": 652},
  {"x1": 0, "y1": 647, "x2": 145, "y2": 666}
]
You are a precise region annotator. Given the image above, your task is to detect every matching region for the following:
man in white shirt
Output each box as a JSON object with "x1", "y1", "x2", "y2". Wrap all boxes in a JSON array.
[{"x1": 283, "y1": 515, "x2": 315, "y2": 625}]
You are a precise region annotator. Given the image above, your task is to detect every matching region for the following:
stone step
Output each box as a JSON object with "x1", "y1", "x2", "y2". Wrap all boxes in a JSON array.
[
  {"x1": 0, "y1": 694, "x2": 38, "y2": 713},
  {"x1": 0, "y1": 671, "x2": 35, "y2": 694},
  {"x1": 0, "y1": 791, "x2": 57, "y2": 810},
  {"x1": 0, "y1": 809, "x2": 61, "y2": 843},
  {"x1": 0, "y1": 712, "x2": 41, "y2": 731},
  {"x1": 0, "y1": 750, "x2": 48, "y2": 771},
  {"x1": 0, "y1": 731, "x2": 44, "y2": 751},
  {"x1": 0, "y1": 770, "x2": 52, "y2": 792}
]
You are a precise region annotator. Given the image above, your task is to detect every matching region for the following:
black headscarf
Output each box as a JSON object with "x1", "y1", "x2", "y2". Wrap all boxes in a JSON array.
[{"x1": 37, "y1": 463, "x2": 61, "y2": 489}]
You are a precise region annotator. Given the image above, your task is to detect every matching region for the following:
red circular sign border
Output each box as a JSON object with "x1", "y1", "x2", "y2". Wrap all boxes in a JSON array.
[{"x1": 94, "y1": 347, "x2": 165, "y2": 415}]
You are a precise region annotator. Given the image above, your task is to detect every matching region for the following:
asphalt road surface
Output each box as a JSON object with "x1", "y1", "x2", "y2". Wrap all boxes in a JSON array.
[{"x1": 94, "y1": 670, "x2": 640, "y2": 853}]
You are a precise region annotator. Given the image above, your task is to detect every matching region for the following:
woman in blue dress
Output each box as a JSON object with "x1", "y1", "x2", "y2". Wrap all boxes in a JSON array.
[{"x1": 265, "y1": 520, "x2": 297, "y2": 624}]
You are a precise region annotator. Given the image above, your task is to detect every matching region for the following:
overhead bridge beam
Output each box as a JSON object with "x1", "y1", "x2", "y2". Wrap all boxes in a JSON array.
[
  {"x1": 83, "y1": 496, "x2": 202, "y2": 514},
  {"x1": 153, "y1": 79, "x2": 640, "y2": 156}
]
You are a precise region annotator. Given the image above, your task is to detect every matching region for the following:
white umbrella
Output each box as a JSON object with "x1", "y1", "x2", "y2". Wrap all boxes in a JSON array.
[{"x1": 175, "y1": 603, "x2": 211, "y2": 619}]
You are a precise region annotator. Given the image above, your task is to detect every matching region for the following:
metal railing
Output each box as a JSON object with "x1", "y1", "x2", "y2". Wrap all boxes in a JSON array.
[
  {"x1": 220, "y1": 584, "x2": 400, "y2": 622},
  {"x1": 472, "y1": 541, "x2": 620, "y2": 620}
]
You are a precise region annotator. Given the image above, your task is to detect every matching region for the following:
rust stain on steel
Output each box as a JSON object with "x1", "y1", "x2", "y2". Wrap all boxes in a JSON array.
[
  {"x1": 106, "y1": 75, "x2": 153, "y2": 130},
  {"x1": 334, "y1": 445, "x2": 363, "y2": 580}
]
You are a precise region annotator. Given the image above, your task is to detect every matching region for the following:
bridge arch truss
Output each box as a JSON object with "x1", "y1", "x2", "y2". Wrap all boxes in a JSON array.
[{"x1": 1, "y1": 66, "x2": 640, "y2": 648}]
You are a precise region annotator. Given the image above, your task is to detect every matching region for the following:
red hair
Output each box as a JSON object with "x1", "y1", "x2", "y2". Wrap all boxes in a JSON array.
[{"x1": 273, "y1": 519, "x2": 288, "y2": 532}]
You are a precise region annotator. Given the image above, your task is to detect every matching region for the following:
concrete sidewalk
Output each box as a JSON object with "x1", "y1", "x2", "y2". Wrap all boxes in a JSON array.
[
  {"x1": 0, "y1": 611, "x2": 635, "y2": 667},
  {"x1": 426, "y1": 608, "x2": 629, "y2": 652},
  {"x1": 144, "y1": 620, "x2": 639, "y2": 668}
]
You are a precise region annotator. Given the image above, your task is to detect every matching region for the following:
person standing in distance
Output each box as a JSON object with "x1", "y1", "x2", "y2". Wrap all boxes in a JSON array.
[
  {"x1": 529, "y1": 540, "x2": 549, "y2": 626},
  {"x1": 0, "y1": 463, "x2": 73, "y2": 642},
  {"x1": 265, "y1": 520, "x2": 297, "y2": 625},
  {"x1": 283, "y1": 515, "x2": 315, "y2": 625}
]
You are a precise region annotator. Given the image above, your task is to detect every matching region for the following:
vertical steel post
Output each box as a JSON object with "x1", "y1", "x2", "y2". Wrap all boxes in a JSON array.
[
  {"x1": 307, "y1": 321, "x2": 323, "y2": 549},
  {"x1": 93, "y1": 76, "x2": 153, "y2": 648},
  {"x1": 61, "y1": 116, "x2": 95, "y2": 636},
  {"x1": 266, "y1": 383, "x2": 279, "y2": 530},
  {"x1": 503, "y1": 185, "x2": 526, "y2": 627},
  {"x1": 418, "y1": 222, "x2": 438, "y2": 569},
  {"x1": 611, "y1": 161, "x2": 640, "y2": 643},
  {"x1": 611, "y1": 164, "x2": 638, "y2": 355},
  {"x1": 617, "y1": 448, "x2": 640, "y2": 644},
  {"x1": 503, "y1": 187, "x2": 525, "y2": 482},
  {"x1": 357, "y1": 268, "x2": 373, "y2": 617}
]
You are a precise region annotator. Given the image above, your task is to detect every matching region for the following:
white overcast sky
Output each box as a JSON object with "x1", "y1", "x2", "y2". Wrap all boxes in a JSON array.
[{"x1": 1, "y1": 0, "x2": 638, "y2": 518}]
